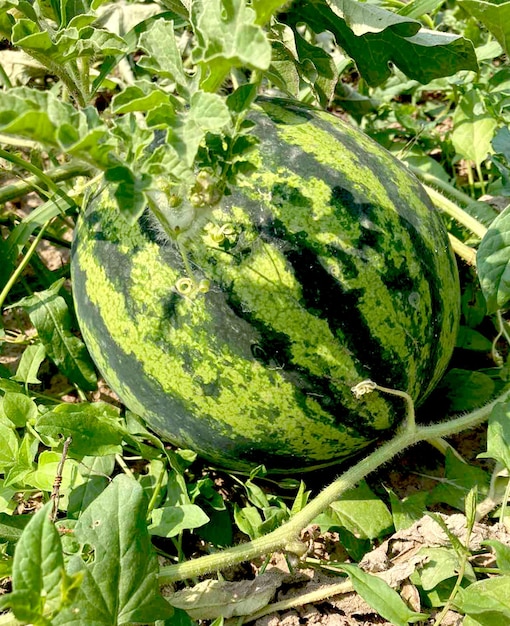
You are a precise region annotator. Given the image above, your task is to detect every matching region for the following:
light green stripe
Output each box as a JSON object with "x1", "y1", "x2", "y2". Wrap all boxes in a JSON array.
[{"x1": 75, "y1": 223, "x2": 372, "y2": 461}]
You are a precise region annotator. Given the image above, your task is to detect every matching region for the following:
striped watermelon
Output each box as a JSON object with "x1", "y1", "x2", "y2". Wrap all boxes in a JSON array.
[{"x1": 71, "y1": 99, "x2": 460, "y2": 472}]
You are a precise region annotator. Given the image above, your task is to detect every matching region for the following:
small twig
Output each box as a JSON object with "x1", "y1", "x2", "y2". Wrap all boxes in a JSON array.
[{"x1": 50, "y1": 437, "x2": 72, "y2": 522}]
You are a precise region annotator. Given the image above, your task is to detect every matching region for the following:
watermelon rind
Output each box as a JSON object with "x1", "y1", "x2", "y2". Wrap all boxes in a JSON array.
[{"x1": 71, "y1": 99, "x2": 460, "y2": 472}]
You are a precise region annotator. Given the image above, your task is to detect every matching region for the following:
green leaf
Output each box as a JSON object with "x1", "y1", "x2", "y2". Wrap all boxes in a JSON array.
[
  {"x1": 0, "y1": 422, "x2": 19, "y2": 473},
  {"x1": 459, "y1": 0, "x2": 510, "y2": 55},
  {"x1": 388, "y1": 489, "x2": 428, "y2": 531},
  {"x1": 13, "y1": 279, "x2": 97, "y2": 390},
  {"x1": 325, "y1": 481, "x2": 394, "y2": 540},
  {"x1": 111, "y1": 81, "x2": 174, "y2": 114},
  {"x1": 455, "y1": 576, "x2": 510, "y2": 626},
  {"x1": 477, "y1": 204, "x2": 510, "y2": 313},
  {"x1": 24, "y1": 450, "x2": 79, "y2": 492},
  {"x1": 234, "y1": 503, "x2": 264, "y2": 540},
  {"x1": 11, "y1": 343, "x2": 46, "y2": 385},
  {"x1": 418, "y1": 547, "x2": 474, "y2": 590},
  {"x1": 0, "y1": 87, "x2": 116, "y2": 167},
  {"x1": 169, "y1": 91, "x2": 231, "y2": 167},
  {"x1": 54, "y1": 475, "x2": 173, "y2": 624},
  {"x1": 104, "y1": 166, "x2": 152, "y2": 221},
  {"x1": 0, "y1": 512, "x2": 30, "y2": 543},
  {"x1": 1, "y1": 392, "x2": 37, "y2": 427},
  {"x1": 285, "y1": 0, "x2": 477, "y2": 86},
  {"x1": 397, "y1": 0, "x2": 445, "y2": 19},
  {"x1": 191, "y1": 0, "x2": 272, "y2": 91},
  {"x1": 36, "y1": 402, "x2": 125, "y2": 457},
  {"x1": 68, "y1": 475, "x2": 109, "y2": 518},
  {"x1": 5, "y1": 502, "x2": 80, "y2": 623},
  {"x1": 478, "y1": 401, "x2": 510, "y2": 471},
  {"x1": 3, "y1": 431, "x2": 39, "y2": 489},
  {"x1": 252, "y1": 0, "x2": 289, "y2": 25},
  {"x1": 340, "y1": 563, "x2": 428, "y2": 625},
  {"x1": 456, "y1": 326, "x2": 494, "y2": 352},
  {"x1": 150, "y1": 504, "x2": 210, "y2": 538},
  {"x1": 452, "y1": 90, "x2": 498, "y2": 166},
  {"x1": 429, "y1": 450, "x2": 490, "y2": 511},
  {"x1": 437, "y1": 368, "x2": 496, "y2": 412},
  {"x1": 482, "y1": 540, "x2": 510, "y2": 573},
  {"x1": 138, "y1": 20, "x2": 192, "y2": 94},
  {"x1": 294, "y1": 30, "x2": 337, "y2": 106}
]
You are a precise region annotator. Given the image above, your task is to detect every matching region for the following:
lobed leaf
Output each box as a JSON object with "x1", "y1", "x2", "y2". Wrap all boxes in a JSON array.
[
  {"x1": 191, "y1": 0, "x2": 272, "y2": 91},
  {"x1": 138, "y1": 20, "x2": 193, "y2": 95},
  {"x1": 285, "y1": 0, "x2": 477, "y2": 86}
]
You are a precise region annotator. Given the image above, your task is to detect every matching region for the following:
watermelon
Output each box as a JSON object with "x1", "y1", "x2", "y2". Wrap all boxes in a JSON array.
[{"x1": 71, "y1": 99, "x2": 460, "y2": 472}]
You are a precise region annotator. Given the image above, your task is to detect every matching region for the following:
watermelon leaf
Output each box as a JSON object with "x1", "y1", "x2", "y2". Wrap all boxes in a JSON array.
[
  {"x1": 11, "y1": 279, "x2": 97, "y2": 391},
  {"x1": 339, "y1": 563, "x2": 429, "y2": 625},
  {"x1": 0, "y1": 88, "x2": 116, "y2": 167},
  {"x1": 138, "y1": 20, "x2": 193, "y2": 95},
  {"x1": 190, "y1": 0, "x2": 272, "y2": 91},
  {"x1": 284, "y1": 0, "x2": 477, "y2": 86},
  {"x1": 477, "y1": 204, "x2": 510, "y2": 313}
]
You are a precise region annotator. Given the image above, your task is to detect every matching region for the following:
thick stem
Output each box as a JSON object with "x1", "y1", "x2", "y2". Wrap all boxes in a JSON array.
[
  {"x1": 0, "y1": 149, "x2": 77, "y2": 211},
  {"x1": 407, "y1": 166, "x2": 490, "y2": 236},
  {"x1": 424, "y1": 185, "x2": 487, "y2": 239},
  {"x1": 448, "y1": 234, "x2": 477, "y2": 266},
  {"x1": 158, "y1": 390, "x2": 508, "y2": 584},
  {"x1": 0, "y1": 163, "x2": 94, "y2": 204}
]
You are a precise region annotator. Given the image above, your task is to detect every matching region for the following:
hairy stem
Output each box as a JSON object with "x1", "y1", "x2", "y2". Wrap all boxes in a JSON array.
[
  {"x1": 158, "y1": 389, "x2": 508, "y2": 584},
  {"x1": 448, "y1": 234, "x2": 477, "y2": 266},
  {"x1": 407, "y1": 166, "x2": 489, "y2": 236},
  {"x1": 0, "y1": 149, "x2": 77, "y2": 211},
  {"x1": 0, "y1": 163, "x2": 94, "y2": 204},
  {"x1": 424, "y1": 185, "x2": 487, "y2": 239}
]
